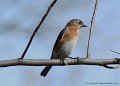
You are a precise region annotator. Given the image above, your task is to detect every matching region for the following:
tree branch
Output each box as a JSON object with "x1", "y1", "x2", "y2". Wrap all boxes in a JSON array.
[
  {"x1": 110, "y1": 50, "x2": 120, "y2": 55},
  {"x1": 20, "y1": 0, "x2": 57, "y2": 59},
  {"x1": 0, "y1": 58, "x2": 120, "y2": 69},
  {"x1": 86, "y1": 0, "x2": 99, "y2": 58}
]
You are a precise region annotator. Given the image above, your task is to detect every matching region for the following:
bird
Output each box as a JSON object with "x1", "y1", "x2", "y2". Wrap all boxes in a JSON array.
[{"x1": 40, "y1": 19, "x2": 87, "y2": 77}]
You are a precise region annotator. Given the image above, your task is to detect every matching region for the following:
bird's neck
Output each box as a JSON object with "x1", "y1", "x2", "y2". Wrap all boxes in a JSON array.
[{"x1": 66, "y1": 26, "x2": 80, "y2": 40}]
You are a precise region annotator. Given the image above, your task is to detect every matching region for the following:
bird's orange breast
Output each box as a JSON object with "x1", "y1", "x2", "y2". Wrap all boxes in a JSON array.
[{"x1": 53, "y1": 26, "x2": 79, "y2": 53}]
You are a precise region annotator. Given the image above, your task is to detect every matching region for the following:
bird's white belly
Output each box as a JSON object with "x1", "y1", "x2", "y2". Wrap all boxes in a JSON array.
[{"x1": 58, "y1": 39, "x2": 78, "y2": 59}]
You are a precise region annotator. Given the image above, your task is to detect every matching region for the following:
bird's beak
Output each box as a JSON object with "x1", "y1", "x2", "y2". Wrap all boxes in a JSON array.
[{"x1": 82, "y1": 24, "x2": 87, "y2": 27}]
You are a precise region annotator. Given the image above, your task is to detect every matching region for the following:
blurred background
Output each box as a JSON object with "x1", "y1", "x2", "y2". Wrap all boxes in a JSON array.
[{"x1": 0, "y1": 0, "x2": 120, "y2": 86}]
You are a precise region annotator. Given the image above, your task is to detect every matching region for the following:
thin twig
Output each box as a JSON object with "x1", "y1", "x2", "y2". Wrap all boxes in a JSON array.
[
  {"x1": 0, "y1": 58, "x2": 120, "y2": 69},
  {"x1": 102, "y1": 65, "x2": 120, "y2": 69},
  {"x1": 109, "y1": 50, "x2": 120, "y2": 68},
  {"x1": 110, "y1": 50, "x2": 120, "y2": 55},
  {"x1": 20, "y1": 0, "x2": 57, "y2": 59},
  {"x1": 86, "y1": 0, "x2": 99, "y2": 58}
]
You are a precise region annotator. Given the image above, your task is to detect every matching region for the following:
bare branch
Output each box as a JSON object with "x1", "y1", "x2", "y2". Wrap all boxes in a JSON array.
[
  {"x1": 110, "y1": 50, "x2": 120, "y2": 55},
  {"x1": 0, "y1": 58, "x2": 120, "y2": 69},
  {"x1": 20, "y1": 0, "x2": 57, "y2": 59},
  {"x1": 86, "y1": 0, "x2": 99, "y2": 58},
  {"x1": 102, "y1": 65, "x2": 120, "y2": 69}
]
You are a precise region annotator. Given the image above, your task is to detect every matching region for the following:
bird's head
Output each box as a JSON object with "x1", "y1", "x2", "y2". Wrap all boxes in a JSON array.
[{"x1": 67, "y1": 19, "x2": 87, "y2": 29}]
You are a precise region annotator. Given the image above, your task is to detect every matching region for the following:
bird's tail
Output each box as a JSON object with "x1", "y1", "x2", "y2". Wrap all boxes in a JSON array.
[{"x1": 40, "y1": 66, "x2": 52, "y2": 77}]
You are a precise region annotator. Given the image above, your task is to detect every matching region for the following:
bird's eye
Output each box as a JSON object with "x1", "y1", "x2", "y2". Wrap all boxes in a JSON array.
[{"x1": 78, "y1": 21, "x2": 82, "y2": 24}]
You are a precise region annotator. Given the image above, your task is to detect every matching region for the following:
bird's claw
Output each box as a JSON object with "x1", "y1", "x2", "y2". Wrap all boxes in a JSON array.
[
  {"x1": 68, "y1": 57, "x2": 80, "y2": 62},
  {"x1": 60, "y1": 59, "x2": 67, "y2": 65}
]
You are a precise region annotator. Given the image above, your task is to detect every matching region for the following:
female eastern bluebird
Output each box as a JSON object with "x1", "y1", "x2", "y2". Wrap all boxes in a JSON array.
[{"x1": 41, "y1": 19, "x2": 87, "y2": 77}]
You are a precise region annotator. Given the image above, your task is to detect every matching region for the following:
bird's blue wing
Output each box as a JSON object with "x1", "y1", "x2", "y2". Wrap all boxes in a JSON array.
[
  {"x1": 54, "y1": 28, "x2": 66, "y2": 46},
  {"x1": 51, "y1": 27, "x2": 67, "y2": 58}
]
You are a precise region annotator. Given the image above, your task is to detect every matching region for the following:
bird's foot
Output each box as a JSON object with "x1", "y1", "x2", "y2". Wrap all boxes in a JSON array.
[
  {"x1": 68, "y1": 57, "x2": 80, "y2": 62},
  {"x1": 60, "y1": 59, "x2": 67, "y2": 65}
]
